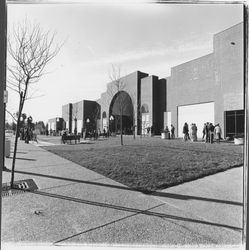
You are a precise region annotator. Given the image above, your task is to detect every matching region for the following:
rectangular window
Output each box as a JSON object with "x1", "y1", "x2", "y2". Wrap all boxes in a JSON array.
[{"x1": 225, "y1": 110, "x2": 244, "y2": 138}]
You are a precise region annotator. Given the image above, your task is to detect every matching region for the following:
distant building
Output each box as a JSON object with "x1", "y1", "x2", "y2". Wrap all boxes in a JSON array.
[
  {"x1": 96, "y1": 71, "x2": 166, "y2": 136},
  {"x1": 62, "y1": 103, "x2": 72, "y2": 133},
  {"x1": 47, "y1": 117, "x2": 64, "y2": 135},
  {"x1": 59, "y1": 23, "x2": 243, "y2": 139},
  {"x1": 62, "y1": 100, "x2": 100, "y2": 135}
]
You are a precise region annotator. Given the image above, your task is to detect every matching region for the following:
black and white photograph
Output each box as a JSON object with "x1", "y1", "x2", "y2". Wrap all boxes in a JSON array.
[{"x1": 0, "y1": 0, "x2": 247, "y2": 249}]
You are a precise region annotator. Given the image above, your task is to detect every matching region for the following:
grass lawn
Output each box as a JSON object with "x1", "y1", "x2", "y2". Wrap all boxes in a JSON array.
[{"x1": 42, "y1": 136, "x2": 243, "y2": 192}]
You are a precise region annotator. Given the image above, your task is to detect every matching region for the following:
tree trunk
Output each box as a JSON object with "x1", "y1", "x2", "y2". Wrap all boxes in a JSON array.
[
  {"x1": 120, "y1": 115, "x2": 123, "y2": 146},
  {"x1": 10, "y1": 99, "x2": 23, "y2": 188}
]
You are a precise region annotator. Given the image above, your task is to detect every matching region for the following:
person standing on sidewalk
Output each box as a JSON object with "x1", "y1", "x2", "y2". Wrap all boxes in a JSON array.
[
  {"x1": 202, "y1": 123, "x2": 206, "y2": 141},
  {"x1": 24, "y1": 128, "x2": 30, "y2": 144},
  {"x1": 205, "y1": 122, "x2": 210, "y2": 143},
  {"x1": 192, "y1": 123, "x2": 198, "y2": 142},
  {"x1": 214, "y1": 123, "x2": 222, "y2": 143},
  {"x1": 209, "y1": 123, "x2": 215, "y2": 144},
  {"x1": 171, "y1": 124, "x2": 175, "y2": 139},
  {"x1": 183, "y1": 122, "x2": 189, "y2": 141}
]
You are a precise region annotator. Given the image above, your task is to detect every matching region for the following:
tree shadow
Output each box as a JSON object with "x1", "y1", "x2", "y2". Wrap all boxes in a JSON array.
[
  {"x1": 8, "y1": 157, "x2": 36, "y2": 161},
  {"x1": 10, "y1": 151, "x2": 28, "y2": 154},
  {"x1": 15, "y1": 170, "x2": 243, "y2": 207},
  {"x1": 53, "y1": 203, "x2": 164, "y2": 244},
  {"x1": 28, "y1": 189, "x2": 242, "y2": 236}
]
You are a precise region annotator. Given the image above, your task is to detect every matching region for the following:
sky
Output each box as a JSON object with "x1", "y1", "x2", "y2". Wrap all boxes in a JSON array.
[{"x1": 6, "y1": 1, "x2": 243, "y2": 124}]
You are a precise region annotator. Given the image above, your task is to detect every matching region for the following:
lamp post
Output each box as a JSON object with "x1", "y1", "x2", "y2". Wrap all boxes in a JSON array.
[
  {"x1": 86, "y1": 118, "x2": 90, "y2": 137},
  {"x1": 27, "y1": 116, "x2": 33, "y2": 128},
  {"x1": 74, "y1": 117, "x2": 77, "y2": 135},
  {"x1": 0, "y1": 0, "x2": 7, "y2": 234},
  {"x1": 109, "y1": 115, "x2": 114, "y2": 136}
]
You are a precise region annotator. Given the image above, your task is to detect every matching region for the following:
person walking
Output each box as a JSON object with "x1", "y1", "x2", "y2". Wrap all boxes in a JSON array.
[
  {"x1": 190, "y1": 123, "x2": 194, "y2": 141},
  {"x1": 171, "y1": 124, "x2": 175, "y2": 139},
  {"x1": 214, "y1": 123, "x2": 222, "y2": 143},
  {"x1": 24, "y1": 128, "x2": 30, "y2": 144},
  {"x1": 183, "y1": 122, "x2": 189, "y2": 141},
  {"x1": 202, "y1": 123, "x2": 206, "y2": 141},
  {"x1": 192, "y1": 123, "x2": 198, "y2": 142},
  {"x1": 205, "y1": 122, "x2": 210, "y2": 143}
]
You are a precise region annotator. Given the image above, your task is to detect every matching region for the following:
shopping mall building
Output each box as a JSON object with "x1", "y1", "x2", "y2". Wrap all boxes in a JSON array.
[{"x1": 49, "y1": 22, "x2": 243, "y2": 139}]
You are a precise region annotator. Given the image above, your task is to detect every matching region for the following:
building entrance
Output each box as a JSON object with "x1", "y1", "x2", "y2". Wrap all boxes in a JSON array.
[{"x1": 109, "y1": 91, "x2": 133, "y2": 135}]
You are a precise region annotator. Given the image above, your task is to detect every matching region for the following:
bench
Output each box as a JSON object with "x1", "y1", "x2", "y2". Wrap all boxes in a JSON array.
[{"x1": 61, "y1": 135, "x2": 81, "y2": 144}]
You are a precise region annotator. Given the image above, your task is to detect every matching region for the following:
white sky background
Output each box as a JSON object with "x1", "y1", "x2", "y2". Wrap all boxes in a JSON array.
[{"x1": 6, "y1": 2, "x2": 243, "y2": 124}]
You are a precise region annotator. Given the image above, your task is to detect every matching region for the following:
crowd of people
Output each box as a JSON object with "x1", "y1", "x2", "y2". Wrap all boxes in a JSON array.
[
  {"x1": 182, "y1": 122, "x2": 222, "y2": 143},
  {"x1": 19, "y1": 127, "x2": 38, "y2": 144},
  {"x1": 163, "y1": 125, "x2": 175, "y2": 139},
  {"x1": 61, "y1": 128, "x2": 108, "y2": 142},
  {"x1": 59, "y1": 122, "x2": 222, "y2": 143}
]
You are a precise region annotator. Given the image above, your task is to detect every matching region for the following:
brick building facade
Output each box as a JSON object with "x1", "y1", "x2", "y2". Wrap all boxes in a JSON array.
[
  {"x1": 165, "y1": 23, "x2": 243, "y2": 138},
  {"x1": 50, "y1": 23, "x2": 243, "y2": 139}
]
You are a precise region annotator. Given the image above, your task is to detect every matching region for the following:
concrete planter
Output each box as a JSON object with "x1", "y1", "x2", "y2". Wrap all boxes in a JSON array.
[
  {"x1": 234, "y1": 138, "x2": 243, "y2": 145},
  {"x1": 5, "y1": 139, "x2": 11, "y2": 157}
]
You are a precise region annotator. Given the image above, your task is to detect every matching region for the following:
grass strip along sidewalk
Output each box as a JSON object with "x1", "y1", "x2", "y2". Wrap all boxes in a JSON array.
[{"x1": 42, "y1": 137, "x2": 243, "y2": 192}]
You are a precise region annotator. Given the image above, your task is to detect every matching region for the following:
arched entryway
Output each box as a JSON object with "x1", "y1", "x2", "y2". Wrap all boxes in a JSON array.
[
  {"x1": 141, "y1": 104, "x2": 150, "y2": 135},
  {"x1": 109, "y1": 91, "x2": 133, "y2": 135}
]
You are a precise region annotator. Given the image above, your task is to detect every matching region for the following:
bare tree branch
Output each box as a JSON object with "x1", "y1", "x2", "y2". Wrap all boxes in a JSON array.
[
  {"x1": 108, "y1": 64, "x2": 129, "y2": 145},
  {"x1": 5, "y1": 109, "x2": 17, "y2": 122},
  {"x1": 7, "y1": 20, "x2": 61, "y2": 188}
]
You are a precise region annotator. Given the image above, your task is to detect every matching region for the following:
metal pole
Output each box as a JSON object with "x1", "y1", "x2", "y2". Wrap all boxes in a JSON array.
[
  {"x1": 243, "y1": 6, "x2": 248, "y2": 248},
  {"x1": 0, "y1": 0, "x2": 7, "y2": 244}
]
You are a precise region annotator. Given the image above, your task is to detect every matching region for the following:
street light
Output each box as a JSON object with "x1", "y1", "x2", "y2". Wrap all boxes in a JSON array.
[
  {"x1": 74, "y1": 117, "x2": 77, "y2": 135},
  {"x1": 85, "y1": 118, "x2": 90, "y2": 138},
  {"x1": 27, "y1": 116, "x2": 33, "y2": 128},
  {"x1": 86, "y1": 118, "x2": 90, "y2": 130},
  {"x1": 109, "y1": 115, "x2": 114, "y2": 134}
]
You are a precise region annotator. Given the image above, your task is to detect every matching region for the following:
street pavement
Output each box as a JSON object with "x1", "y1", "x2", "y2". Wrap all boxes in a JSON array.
[{"x1": 1, "y1": 136, "x2": 244, "y2": 248}]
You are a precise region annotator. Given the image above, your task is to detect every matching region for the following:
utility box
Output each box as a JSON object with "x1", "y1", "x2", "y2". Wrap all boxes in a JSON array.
[{"x1": 5, "y1": 139, "x2": 10, "y2": 157}]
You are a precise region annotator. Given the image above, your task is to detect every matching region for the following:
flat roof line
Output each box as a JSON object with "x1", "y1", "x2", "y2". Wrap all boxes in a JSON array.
[{"x1": 214, "y1": 22, "x2": 243, "y2": 37}]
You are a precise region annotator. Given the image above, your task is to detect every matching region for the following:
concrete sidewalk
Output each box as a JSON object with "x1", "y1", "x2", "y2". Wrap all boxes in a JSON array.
[{"x1": 2, "y1": 138, "x2": 243, "y2": 247}]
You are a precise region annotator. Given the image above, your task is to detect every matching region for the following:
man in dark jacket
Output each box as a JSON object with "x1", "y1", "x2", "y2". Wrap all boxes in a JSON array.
[
  {"x1": 209, "y1": 123, "x2": 215, "y2": 144},
  {"x1": 205, "y1": 122, "x2": 210, "y2": 143},
  {"x1": 183, "y1": 122, "x2": 189, "y2": 141}
]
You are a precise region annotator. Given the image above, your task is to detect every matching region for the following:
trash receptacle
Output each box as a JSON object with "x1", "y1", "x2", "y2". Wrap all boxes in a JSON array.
[
  {"x1": 161, "y1": 132, "x2": 166, "y2": 139},
  {"x1": 5, "y1": 139, "x2": 11, "y2": 157},
  {"x1": 234, "y1": 138, "x2": 243, "y2": 145}
]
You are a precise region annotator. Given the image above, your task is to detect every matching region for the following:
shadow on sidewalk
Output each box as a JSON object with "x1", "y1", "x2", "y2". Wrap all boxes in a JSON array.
[
  {"x1": 8, "y1": 157, "x2": 37, "y2": 161},
  {"x1": 29, "y1": 189, "x2": 242, "y2": 233},
  {"x1": 10, "y1": 151, "x2": 28, "y2": 154},
  {"x1": 53, "y1": 203, "x2": 165, "y2": 245},
  {"x1": 15, "y1": 170, "x2": 243, "y2": 207}
]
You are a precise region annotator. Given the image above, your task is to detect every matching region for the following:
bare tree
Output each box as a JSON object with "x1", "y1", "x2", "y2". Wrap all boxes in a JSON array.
[
  {"x1": 93, "y1": 103, "x2": 100, "y2": 132},
  {"x1": 7, "y1": 21, "x2": 60, "y2": 188},
  {"x1": 108, "y1": 65, "x2": 128, "y2": 146},
  {"x1": 130, "y1": 90, "x2": 142, "y2": 140},
  {"x1": 72, "y1": 102, "x2": 80, "y2": 135}
]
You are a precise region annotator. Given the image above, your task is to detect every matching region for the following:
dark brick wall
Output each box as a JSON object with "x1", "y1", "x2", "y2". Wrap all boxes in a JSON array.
[
  {"x1": 141, "y1": 75, "x2": 166, "y2": 135},
  {"x1": 83, "y1": 100, "x2": 100, "y2": 131},
  {"x1": 62, "y1": 103, "x2": 72, "y2": 133}
]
